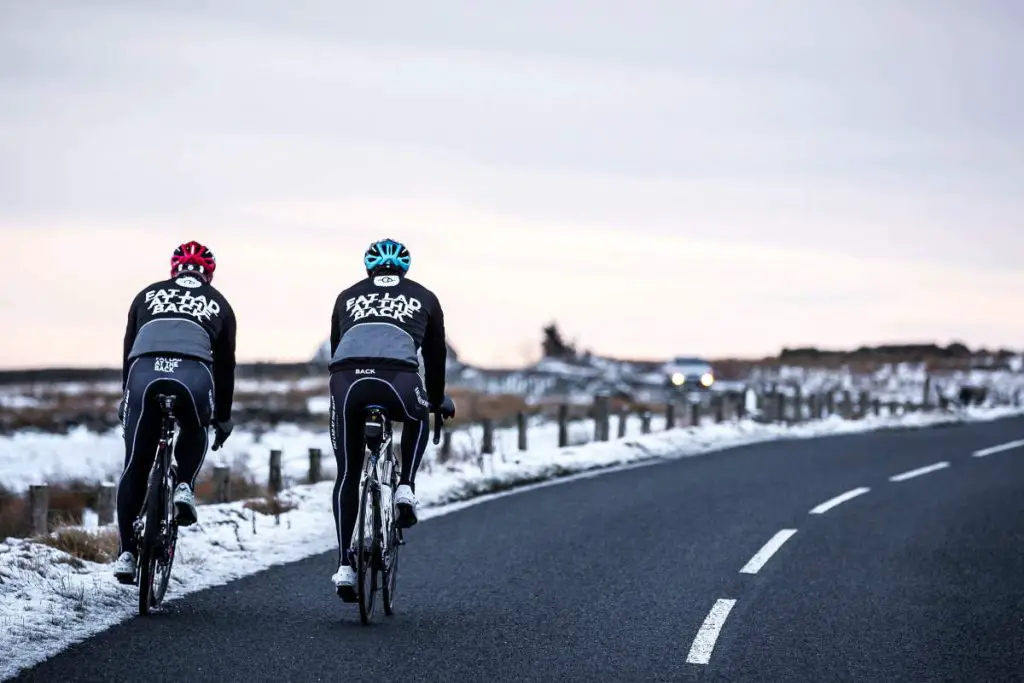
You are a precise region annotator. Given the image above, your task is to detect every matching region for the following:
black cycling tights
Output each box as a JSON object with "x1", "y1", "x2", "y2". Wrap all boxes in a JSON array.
[
  {"x1": 118, "y1": 356, "x2": 212, "y2": 554},
  {"x1": 328, "y1": 368, "x2": 430, "y2": 565}
]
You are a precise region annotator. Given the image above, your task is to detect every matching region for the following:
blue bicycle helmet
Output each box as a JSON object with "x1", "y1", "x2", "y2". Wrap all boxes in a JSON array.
[{"x1": 364, "y1": 238, "x2": 411, "y2": 276}]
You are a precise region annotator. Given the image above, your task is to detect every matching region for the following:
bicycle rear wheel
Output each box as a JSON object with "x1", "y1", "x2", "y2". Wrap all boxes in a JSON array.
[
  {"x1": 356, "y1": 475, "x2": 378, "y2": 624},
  {"x1": 150, "y1": 465, "x2": 178, "y2": 607},
  {"x1": 137, "y1": 454, "x2": 165, "y2": 616},
  {"x1": 382, "y1": 454, "x2": 400, "y2": 615}
]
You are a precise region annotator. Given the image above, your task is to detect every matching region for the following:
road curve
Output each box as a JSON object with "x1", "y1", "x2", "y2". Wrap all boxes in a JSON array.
[{"x1": 11, "y1": 416, "x2": 1024, "y2": 682}]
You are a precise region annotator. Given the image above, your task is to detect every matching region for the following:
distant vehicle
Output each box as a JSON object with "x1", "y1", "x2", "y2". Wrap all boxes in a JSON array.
[{"x1": 662, "y1": 356, "x2": 715, "y2": 391}]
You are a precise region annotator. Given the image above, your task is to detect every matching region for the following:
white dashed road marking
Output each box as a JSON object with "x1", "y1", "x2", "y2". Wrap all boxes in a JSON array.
[
  {"x1": 972, "y1": 439, "x2": 1024, "y2": 457},
  {"x1": 809, "y1": 487, "x2": 871, "y2": 514},
  {"x1": 739, "y1": 529, "x2": 797, "y2": 574},
  {"x1": 686, "y1": 598, "x2": 737, "y2": 665},
  {"x1": 889, "y1": 461, "x2": 949, "y2": 482}
]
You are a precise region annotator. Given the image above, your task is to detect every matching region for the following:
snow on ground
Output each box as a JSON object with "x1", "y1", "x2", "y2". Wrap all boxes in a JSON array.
[
  {"x1": 0, "y1": 377, "x2": 329, "y2": 400},
  {"x1": 0, "y1": 415, "x2": 667, "y2": 494},
  {"x1": 752, "y1": 364, "x2": 1024, "y2": 403},
  {"x1": 2, "y1": 402, "x2": 1023, "y2": 680}
]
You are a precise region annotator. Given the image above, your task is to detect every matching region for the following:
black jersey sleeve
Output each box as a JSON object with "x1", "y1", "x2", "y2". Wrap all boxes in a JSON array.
[
  {"x1": 212, "y1": 300, "x2": 237, "y2": 422},
  {"x1": 122, "y1": 291, "x2": 142, "y2": 391},
  {"x1": 421, "y1": 293, "x2": 448, "y2": 406},
  {"x1": 330, "y1": 291, "x2": 344, "y2": 357}
]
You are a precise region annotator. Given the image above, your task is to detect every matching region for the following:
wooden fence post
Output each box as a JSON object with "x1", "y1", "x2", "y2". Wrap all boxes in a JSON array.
[
  {"x1": 558, "y1": 404, "x2": 569, "y2": 448},
  {"x1": 517, "y1": 411, "x2": 528, "y2": 451},
  {"x1": 439, "y1": 430, "x2": 452, "y2": 464},
  {"x1": 593, "y1": 394, "x2": 610, "y2": 441},
  {"x1": 308, "y1": 447, "x2": 322, "y2": 484},
  {"x1": 842, "y1": 391, "x2": 853, "y2": 418},
  {"x1": 759, "y1": 391, "x2": 771, "y2": 422},
  {"x1": 96, "y1": 482, "x2": 115, "y2": 525},
  {"x1": 28, "y1": 484, "x2": 48, "y2": 535},
  {"x1": 213, "y1": 465, "x2": 231, "y2": 503},
  {"x1": 617, "y1": 408, "x2": 627, "y2": 438},
  {"x1": 481, "y1": 419, "x2": 495, "y2": 455},
  {"x1": 858, "y1": 391, "x2": 870, "y2": 419},
  {"x1": 268, "y1": 450, "x2": 282, "y2": 496}
]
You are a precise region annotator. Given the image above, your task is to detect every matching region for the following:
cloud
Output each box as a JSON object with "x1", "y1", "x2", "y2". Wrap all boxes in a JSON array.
[{"x1": 1, "y1": 0, "x2": 1022, "y2": 366}]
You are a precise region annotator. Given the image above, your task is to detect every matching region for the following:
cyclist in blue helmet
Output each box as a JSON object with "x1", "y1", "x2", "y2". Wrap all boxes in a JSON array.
[{"x1": 326, "y1": 237, "x2": 456, "y2": 600}]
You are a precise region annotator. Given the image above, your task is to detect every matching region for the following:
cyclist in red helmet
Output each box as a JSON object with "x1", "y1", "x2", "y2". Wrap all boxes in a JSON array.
[{"x1": 111, "y1": 240, "x2": 237, "y2": 583}]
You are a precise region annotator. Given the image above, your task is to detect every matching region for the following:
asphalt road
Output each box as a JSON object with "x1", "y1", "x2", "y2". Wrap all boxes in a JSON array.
[{"x1": 12, "y1": 416, "x2": 1024, "y2": 682}]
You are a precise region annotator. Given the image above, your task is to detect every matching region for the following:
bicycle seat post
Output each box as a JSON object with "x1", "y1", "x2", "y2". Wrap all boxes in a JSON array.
[{"x1": 363, "y1": 406, "x2": 389, "y2": 453}]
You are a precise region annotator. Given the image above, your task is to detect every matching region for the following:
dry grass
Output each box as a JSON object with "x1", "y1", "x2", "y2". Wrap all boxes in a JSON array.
[
  {"x1": 0, "y1": 486, "x2": 29, "y2": 540},
  {"x1": 242, "y1": 496, "x2": 299, "y2": 516},
  {"x1": 447, "y1": 388, "x2": 530, "y2": 425},
  {"x1": 2, "y1": 381, "x2": 539, "y2": 433},
  {"x1": 715, "y1": 353, "x2": 994, "y2": 374},
  {"x1": 192, "y1": 468, "x2": 267, "y2": 504},
  {"x1": 45, "y1": 479, "x2": 101, "y2": 527},
  {"x1": 0, "y1": 480, "x2": 107, "y2": 541},
  {"x1": 35, "y1": 527, "x2": 119, "y2": 564}
]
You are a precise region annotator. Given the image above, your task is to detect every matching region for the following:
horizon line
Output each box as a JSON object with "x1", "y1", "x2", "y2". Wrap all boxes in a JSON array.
[{"x1": 0, "y1": 339, "x2": 1019, "y2": 375}]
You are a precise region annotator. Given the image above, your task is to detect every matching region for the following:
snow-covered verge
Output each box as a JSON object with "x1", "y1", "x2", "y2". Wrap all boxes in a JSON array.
[
  {"x1": 0, "y1": 414, "x2": 667, "y2": 494},
  {"x1": 750, "y1": 362, "x2": 1024, "y2": 402},
  {"x1": 2, "y1": 403, "x2": 1023, "y2": 680}
]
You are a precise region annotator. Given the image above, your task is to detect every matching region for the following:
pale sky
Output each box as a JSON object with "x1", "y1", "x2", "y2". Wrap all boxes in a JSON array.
[{"x1": 2, "y1": 0, "x2": 1023, "y2": 369}]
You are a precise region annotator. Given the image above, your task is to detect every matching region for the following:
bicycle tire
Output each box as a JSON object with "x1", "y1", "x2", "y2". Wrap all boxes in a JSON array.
[
  {"x1": 150, "y1": 466, "x2": 178, "y2": 607},
  {"x1": 137, "y1": 452, "x2": 165, "y2": 616},
  {"x1": 356, "y1": 470, "x2": 378, "y2": 624},
  {"x1": 382, "y1": 454, "x2": 400, "y2": 615}
]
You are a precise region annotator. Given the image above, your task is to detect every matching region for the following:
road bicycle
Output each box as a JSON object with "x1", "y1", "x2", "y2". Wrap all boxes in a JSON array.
[
  {"x1": 132, "y1": 393, "x2": 181, "y2": 616},
  {"x1": 345, "y1": 405, "x2": 445, "y2": 624}
]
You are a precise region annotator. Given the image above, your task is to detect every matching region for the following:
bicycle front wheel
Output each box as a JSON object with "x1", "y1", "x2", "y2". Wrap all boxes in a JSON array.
[{"x1": 356, "y1": 477, "x2": 378, "y2": 624}]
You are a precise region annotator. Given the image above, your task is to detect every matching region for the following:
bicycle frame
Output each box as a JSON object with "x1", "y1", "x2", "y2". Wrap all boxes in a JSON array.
[
  {"x1": 348, "y1": 405, "x2": 404, "y2": 623},
  {"x1": 134, "y1": 394, "x2": 180, "y2": 616},
  {"x1": 348, "y1": 406, "x2": 446, "y2": 623},
  {"x1": 351, "y1": 405, "x2": 446, "y2": 556},
  {"x1": 351, "y1": 408, "x2": 397, "y2": 559}
]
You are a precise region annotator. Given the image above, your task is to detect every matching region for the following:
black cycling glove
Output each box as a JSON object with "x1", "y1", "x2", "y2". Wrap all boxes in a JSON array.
[
  {"x1": 434, "y1": 395, "x2": 456, "y2": 420},
  {"x1": 212, "y1": 419, "x2": 233, "y2": 450}
]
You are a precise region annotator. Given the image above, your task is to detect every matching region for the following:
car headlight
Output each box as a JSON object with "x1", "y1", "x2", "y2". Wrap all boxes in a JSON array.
[
  {"x1": 671, "y1": 372, "x2": 685, "y2": 386},
  {"x1": 700, "y1": 373, "x2": 714, "y2": 387}
]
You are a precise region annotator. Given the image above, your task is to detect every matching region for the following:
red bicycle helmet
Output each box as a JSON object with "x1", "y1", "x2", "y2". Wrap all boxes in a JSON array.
[{"x1": 170, "y1": 241, "x2": 216, "y2": 281}]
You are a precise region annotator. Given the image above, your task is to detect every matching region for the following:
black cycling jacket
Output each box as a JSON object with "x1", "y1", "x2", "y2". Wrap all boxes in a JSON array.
[
  {"x1": 329, "y1": 272, "x2": 447, "y2": 405},
  {"x1": 122, "y1": 272, "x2": 237, "y2": 422}
]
